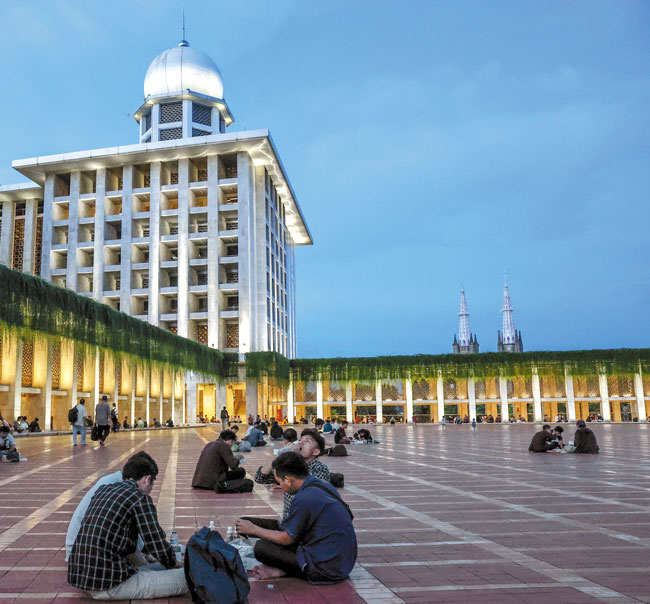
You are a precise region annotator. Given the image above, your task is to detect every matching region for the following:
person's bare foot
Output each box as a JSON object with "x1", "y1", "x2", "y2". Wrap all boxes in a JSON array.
[{"x1": 249, "y1": 564, "x2": 287, "y2": 580}]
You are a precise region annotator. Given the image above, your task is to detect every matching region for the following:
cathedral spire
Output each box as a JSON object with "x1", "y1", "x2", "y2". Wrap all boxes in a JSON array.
[
  {"x1": 498, "y1": 277, "x2": 523, "y2": 352},
  {"x1": 453, "y1": 287, "x2": 479, "y2": 354}
]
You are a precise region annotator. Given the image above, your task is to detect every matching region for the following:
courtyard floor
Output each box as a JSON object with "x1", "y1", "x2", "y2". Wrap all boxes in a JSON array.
[{"x1": 1, "y1": 423, "x2": 650, "y2": 603}]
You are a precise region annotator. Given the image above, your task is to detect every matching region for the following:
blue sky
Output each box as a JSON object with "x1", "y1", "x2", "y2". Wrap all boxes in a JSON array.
[{"x1": 1, "y1": 1, "x2": 648, "y2": 358}]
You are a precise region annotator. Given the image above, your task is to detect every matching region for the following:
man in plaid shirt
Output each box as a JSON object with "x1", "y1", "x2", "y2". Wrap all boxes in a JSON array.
[
  {"x1": 68, "y1": 453, "x2": 187, "y2": 599},
  {"x1": 253, "y1": 428, "x2": 330, "y2": 520}
]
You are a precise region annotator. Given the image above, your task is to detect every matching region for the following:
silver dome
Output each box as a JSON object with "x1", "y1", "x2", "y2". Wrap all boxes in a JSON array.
[{"x1": 144, "y1": 41, "x2": 224, "y2": 100}]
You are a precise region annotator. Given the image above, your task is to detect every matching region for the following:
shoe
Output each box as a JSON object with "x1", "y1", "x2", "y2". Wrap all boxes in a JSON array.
[
  {"x1": 73, "y1": 444, "x2": 78, "y2": 446},
  {"x1": 100, "y1": 441, "x2": 105, "y2": 446}
]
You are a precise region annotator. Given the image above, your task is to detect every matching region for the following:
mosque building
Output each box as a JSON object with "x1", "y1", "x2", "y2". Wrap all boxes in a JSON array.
[{"x1": 0, "y1": 39, "x2": 311, "y2": 425}]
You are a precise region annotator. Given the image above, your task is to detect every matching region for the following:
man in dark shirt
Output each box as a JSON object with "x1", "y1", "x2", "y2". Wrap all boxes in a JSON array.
[
  {"x1": 192, "y1": 430, "x2": 246, "y2": 489},
  {"x1": 334, "y1": 420, "x2": 351, "y2": 444},
  {"x1": 574, "y1": 420, "x2": 599, "y2": 454},
  {"x1": 236, "y1": 452, "x2": 356, "y2": 584},
  {"x1": 95, "y1": 395, "x2": 111, "y2": 445},
  {"x1": 68, "y1": 453, "x2": 187, "y2": 599},
  {"x1": 528, "y1": 425, "x2": 559, "y2": 452}
]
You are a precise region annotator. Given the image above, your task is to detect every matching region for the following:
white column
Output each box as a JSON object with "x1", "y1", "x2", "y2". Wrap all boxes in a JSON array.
[
  {"x1": 436, "y1": 376, "x2": 445, "y2": 422},
  {"x1": 93, "y1": 168, "x2": 106, "y2": 300},
  {"x1": 171, "y1": 371, "x2": 176, "y2": 424},
  {"x1": 316, "y1": 379, "x2": 324, "y2": 419},
  {"x1": 206, "y1": 155, "x2": 220, "y2": 347},
  {"x1": 634, "y1": 373, "x2": 645, "y2": 422},
  {"x1": 254, "y1": 166, "x2": 268, "y2": 351},
  {"x1": 181, "y1": 374, "x2": 187, "y2": 425},
  {"x1": 44, "y1": 342, "x2": 53, "y2": 431},
  {"x1": 40, "y1": 176, "x2": 54, "y2": 279},
  {"x1": 182, "y1": 99, "x2": 192, "y2": 138},
  {"x1": 345, "y1": 381, "x2": 353, "y2": 423},
  {"x1": 145, "y1": 367, "x2": 151, "y2": 425},
  {"x1": 405, "y1": 378, "x2": 413, "y2": 424},
  {"x1": 71, "y1": 343, "x2": 79, "y2": 409},
  {"x1": 565, "y1": 373, "x2": 577, "y2": 422},
  {"x1": 244, "y1": 378, "x2": 257, "y2": 420},
  {"x1": 159, "y1": 371, "x2": 164, "y2": 423},
  {"x1": 0, "y1": 200, "x2": 15, "y2": 267},
  {"x1": 12, "y1": 340, "x2": 23, "y2": 420},
  {"x1": 499, "y1": 377, "x2": 509, "y2": 422},
  {"x1": 599, "y1": 373, "x2": 611, "y2": 421},
  {"x1": 468, "y1": 378, "x2": 477, "y2": 420},
  {"x1": 237, "y1": 152, "x2": 256, "y2": 353},
  {"x1": 130, "y1": 369, "x2": 136, "y2": 426},
  {"x1": 66, "y1": 171, "x2": 80, "y2": 291},
  {"x1": 375, "y1": 380, "x2": 383, "y2": 424},
  {"x1": 92, "y1": 348, "x2": 100, "y2": 408},
  {"x1": 148, "y1": 162, "x2": 161, "y2": 324},
  {"x1": 177, "y1": 159, "x2": 190, "y2": 337},
  {"x1": 532, "y1": 370, "x2": 542, "y2": 421},
  {"x1": 113, "y1": 365, "x2": 119, "y2": 417},
  {"x1": 120, "y1": 165, "x2": 133, "y2": 314},
  {"x1": 287, "y1": 379, "x2": 295, "y2": 424},
  {"x1": 22, "y1": 198, "x2": 38, "y2": 274}
]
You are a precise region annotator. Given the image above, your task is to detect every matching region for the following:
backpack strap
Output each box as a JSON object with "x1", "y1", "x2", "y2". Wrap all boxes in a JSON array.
[{"x1": 304, "y1": 481, "x2": 354, "y2": 520}]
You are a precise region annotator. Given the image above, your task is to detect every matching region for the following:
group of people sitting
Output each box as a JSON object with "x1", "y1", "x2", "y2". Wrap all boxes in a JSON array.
[
  {"x1": 5, "y1": 415, "x2": 41, "y2": 433},
  {"x1": 528, "y1": 420, "x2": 599, "y2": 454},
  {"x1": 189, "y1": 425, "x2": 357, "y2": 584}
]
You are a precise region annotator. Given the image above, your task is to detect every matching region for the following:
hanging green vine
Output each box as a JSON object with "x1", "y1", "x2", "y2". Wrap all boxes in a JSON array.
[
  {"x1": 245, "y1": 351, "x2": 290, "y2": 384},
  {"x1": 0, "y1": 265, "x2": 239, "y2": 380},
  {"x1": 289, "y1": 349, "x2": 650, "y2": 383}
]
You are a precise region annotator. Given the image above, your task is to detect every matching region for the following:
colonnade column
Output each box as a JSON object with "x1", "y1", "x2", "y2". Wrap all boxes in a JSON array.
[
  {"x1": 467, "y1": 378, "x2": 477, "y2": 421},
  {"x1": 405, "y1": 378, "x2": 413, "y2": 424},
  {"x1": 93, "y1": 168, "x2": 106, "y2": 300},
  {"x1": 316, "y1": 379, "x2": 324, "y2": 419},
  {"x1": 130, "y1": 366, "x2": 136, "y2": 426},
  {"x1": 345, "y1": 382, "x2": 353, "y2": 423},
  {"x1": 287, "y1": 379, "x2": 295, "y2": 424},
  {"x1": 159, "y1": 370, "x2": 164, "y2": 424},
  {"x1": 565, "y1": 373, "x2": 577, "y2": 422},
  {"x1": 119, "y1": 165, "x2": 133, "y2": 314},
  {"x1": 12, "y1": 339, "x2": 23, "y2": 420},
  {"x1": 375, "y1": 380, "x2": 383, "y2": 424},
  {"x1": 176, "y1": 159, "x2": 189, "y2": 337},
  {"x1": 66, "y1": 171, "x2": 80, "y2": 291},
  {"x1": 599, "y1": 374, "x2": 611, "y2": 421},
  {"x1": 634, "y1": 373, "x2": 645, "y2": 422},
  {"x1": 44, "y1": 342, "x2": 53, "y2": 431},
  {"x1": 171, "y1": 371, "x2": 176, "y2": 424},
  {"x1": 145, "y1": 367, "x2": 151, "y2": 425},
  {"x1": 532, "y1": 370, "x2": 542, "y2": 422},
  {"x1": 436, "y1": 376, "x2": 445, "y2": 423},
  {"x1": 499, "y1": 377, "x2": 509, "y2": 422}
]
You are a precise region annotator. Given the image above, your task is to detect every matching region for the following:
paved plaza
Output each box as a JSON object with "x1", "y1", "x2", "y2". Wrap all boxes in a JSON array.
[{"x1": 1, "y1": 424, "x2": 650, "y2": 603}]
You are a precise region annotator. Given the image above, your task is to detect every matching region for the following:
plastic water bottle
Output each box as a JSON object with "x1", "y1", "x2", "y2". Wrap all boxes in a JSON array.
[
  {"x1": 208, "y1": 521, "x2": 216, "y2": 531},
  {"x1": 170, "y1": 531, "x2": 179, "y2": 547},
  {"x1": 226, "y1": 526, "x2": 234, "y2": 542}
]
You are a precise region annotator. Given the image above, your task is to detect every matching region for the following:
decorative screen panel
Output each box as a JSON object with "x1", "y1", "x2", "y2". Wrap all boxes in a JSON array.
[
  {"x1": 98, "y1": 353, "x2": 105, "y2": 393},
  {"x1": 412, "y1": 378, "x2": 430, "y2": 400},
  {"x1": 144, "y1": 112, "x2": 151, "y2": 131},
  {"x1": 160, "y1": 102, "x2": 182, "y2": 123},
  {"x1": 226, "y1": 324, "x2": 239, "y2": 348},
  {"x1": 160, "y1": 127, "x2": 183, "y2": 141},
  {"x1": 21, "y1": 339, "x2": 33, "y2": 387},
  {"x1": 12, "y1": 218, "x2": 24, "y2": 270},
  {"x1": 382, "y1": 380, "x2": 404, "y2": 401},
  {"x1": 327, "y1": 381, "x2": 345, "y2": 402},
  {"x1": 354, "y1": 381, "x2": 375, "y2": 402},
  {"x1": 197, "y1": 325, "x2": 208, "y2": 345},
  {"x1": 192, "y1": 128, "x2": 211, "y2": 137},
  {"x1": 51, "y1": 341, "x2": 61, "y2": 390},
  {"x1": 34, "y1": 216, "x2": 43, "y2": 275},
  {"x1": 76, "y1": 348, "x2": 84, "y2": 391},
  {"x1": 192, "y1": 103, "x2": 212, "y2": 126}
]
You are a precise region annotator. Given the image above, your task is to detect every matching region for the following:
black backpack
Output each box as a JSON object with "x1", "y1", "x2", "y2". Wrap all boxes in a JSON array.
[
  {"x1": 328, "y1": 444, "x2": 348, "y2": 457},
  {"x1": 68, "y1": 406, "x2": 78, "y2": 424},
  {"x1": 330, "y1": 473, "x2": 344, "y2": 488},
  {"x1": 215, "y1": 478, "x2": 254, "y2": 494},
  {"x1": 184, "y1": 527, "x2": 250, "y2": 604}
]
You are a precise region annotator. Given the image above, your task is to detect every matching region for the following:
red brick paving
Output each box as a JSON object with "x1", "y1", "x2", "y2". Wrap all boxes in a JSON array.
[{"x1": 1, "y1": 423, "x2": 650, "y2": 602}]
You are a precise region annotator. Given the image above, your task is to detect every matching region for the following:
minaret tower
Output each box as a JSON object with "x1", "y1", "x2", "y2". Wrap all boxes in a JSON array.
[
  {"x1": 498, "y1": 278, "x2": 523, "y2": 352},
  {"x1": 453, "y1": 287, "x2": 479, "y2": 354}
]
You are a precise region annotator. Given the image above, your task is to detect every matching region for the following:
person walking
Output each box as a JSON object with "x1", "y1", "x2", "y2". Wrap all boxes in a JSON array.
[
  {"x1": 95, "y1": 396, "x2": 111, "y2": 446},
  {"x1": 72, "y1": 399, "x2": 89, "y2": 446},
  {"x1": 471, "y1": 418, "x2": 477, "y2": 432},
  {"x1": 220, "y1": 406, "x2": 229, "y2": 429},
  {"x1": 441, "y1": 416, "x2": 447, "y2": 430}
]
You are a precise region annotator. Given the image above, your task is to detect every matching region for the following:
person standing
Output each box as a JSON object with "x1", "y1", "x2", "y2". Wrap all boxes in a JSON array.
[
  {"x1": 95, "y1": 396, "x2": 111, "y2": 446},
  {"x1": 72, "y1": 399, "x2": 89, "y2": 446},
  {"x1": 110, "y1": 404, "x2": 119, "y2": 432},
  {"x1": 471, "y1": 418, "x2": 477, "y2": 432},
  {"x1": 220, "y1": 406, "x2": 229, "y2": 429}
]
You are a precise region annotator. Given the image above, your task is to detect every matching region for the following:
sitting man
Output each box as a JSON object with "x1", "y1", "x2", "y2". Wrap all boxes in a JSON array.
[
  {"x1": 353, "y1": 428, "x2": 373, "y2": 443},
  {"x1": 275, "y1": 428, "x2": 298, "y2": 455},
  {"x1": 122, "y1": 417, "x2": 131, "y2": 429},
  {"x1": 334, "y1": 420, "x2": 351, "y2": 444},
  {"x1": 270, "y1": 421, "x2": 284, "y2": 440},
  {"x1": 255, "y1": 428, "x2": 330, "y2": 520},
  {"x1": 323, "y1": 419, "x2": 333, "y2": 434},
  {"x1": 165, "y1": 418, "x2": 174, "y2": 428},
  {"x1": 236, "y1": 452, "x2": 356, "y2": 583},
  {"x1": 0, "y1": 425, "x2": 18, "y2": 461},
  {"x1": 574, "y1": 420, "x2": 599, "y2": 454},
  {"x1": 28, "y1": 417, "x2": 42, "y2": 433},
  {"x1": 528, "y1": 424, "x2": 559, "y2": 452},
  {"x1": 552, "y1": 426, "x2": 565, "y2": 449},
  {"x1": 65, "y1": 451, "x2": 153, "y2": 562},
  {"x1": 192, "y1": 429, "x2": 246, "y2": 490},
  {"x1": 243, "y1": 421, "x2": 267, "y2": 447},
  {"x1": 67, "y1": 453, "x2": 187, "y2": 600}
]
